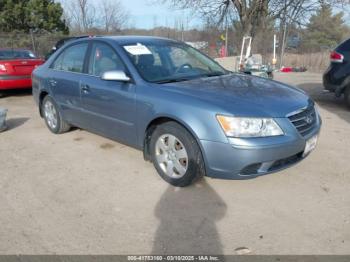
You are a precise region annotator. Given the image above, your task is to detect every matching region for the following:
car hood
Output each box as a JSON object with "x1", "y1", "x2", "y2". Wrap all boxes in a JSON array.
[{"x1": 161, "y1": 73, "x2": 311, "y2": 117}]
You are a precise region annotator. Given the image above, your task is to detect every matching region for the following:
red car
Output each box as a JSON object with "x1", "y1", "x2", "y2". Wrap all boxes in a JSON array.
[{"x1": 0, "y1": 49, "x2": 44, "y2": 91}]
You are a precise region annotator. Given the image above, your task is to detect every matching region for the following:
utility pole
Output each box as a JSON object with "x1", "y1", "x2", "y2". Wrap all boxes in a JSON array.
[
  {"x1": 30, "y1": 29, "x2": 36, "y2": 55},
  {"x1": 225, "y1": 20, "x2": 228, "y2": 56},
  {"x1": 279, "y1": 0, "x2": 288, "y2": 69},
  {"x1": 273, "y1": 34, "x2": 277, "y2": 69},
  {"x1": 181, "y1": 19, "x2": 184, "y2": 42},
  {"x1": 280, "y1": 21, "x2": 287, "y2": 69}
]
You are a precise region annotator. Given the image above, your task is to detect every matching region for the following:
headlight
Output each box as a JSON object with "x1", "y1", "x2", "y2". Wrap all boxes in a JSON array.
[{"x1": 216, "y1": 115, "x2": 284, "y2": 138}]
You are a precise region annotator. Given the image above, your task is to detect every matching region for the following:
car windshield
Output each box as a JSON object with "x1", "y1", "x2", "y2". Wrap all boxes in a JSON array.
[
  {"x1": 0, "y1": 50, "x2": 37, "y2": 60},
  {"x1": 122, "y1": 41, "x2": 228, "y2": 83}
]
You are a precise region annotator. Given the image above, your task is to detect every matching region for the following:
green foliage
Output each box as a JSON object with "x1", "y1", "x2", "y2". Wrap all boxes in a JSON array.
[
  {"x1": 0, "y1": 0, "x2": 69, "y2": 33},
  {"x1": 302, "y1": 3, "x2": 349, "y2": 51}
]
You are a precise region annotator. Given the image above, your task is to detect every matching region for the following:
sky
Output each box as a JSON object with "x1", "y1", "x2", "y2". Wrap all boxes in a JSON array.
[
  {"x1": 105, "y1": 0, "x2": 199, "y2": 29},
  {"x1": 61, "y1": 0, "x2": 350, "y2": 30},
  {"x1": 58, "y1": 0, "x2": 198, "y2": 29}
]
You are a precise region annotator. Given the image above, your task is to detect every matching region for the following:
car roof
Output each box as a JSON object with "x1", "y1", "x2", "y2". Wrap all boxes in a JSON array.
[
  {"x1": 72, "y1": 35, "x2": 181, "y2": 45},
  {"x1": 0, "y1": 48, "x2": 32, "y2": 52}
]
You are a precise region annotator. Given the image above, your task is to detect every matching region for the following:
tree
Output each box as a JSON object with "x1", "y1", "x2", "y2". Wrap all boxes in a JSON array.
[
  {"x1": 159, "y1": 0, "x2": 310, "y2": 38},
  {"x1": 0, "y1": 0, "x2": 69, "y2": 33},
  {"x1": 159, "y1": 0, "x2": 349, "y2": 40},
  {"x1": 61, "y1": 0, "x2": 129, "y2": 34},
  {"x1": 100, "y1": 0, "x2": 129, "y2": 33},
  {"x1": 62, "y1": 0, "x2": 95, "y2": 33},
  {"x1": 302, "y1": 3, "x2": 349, "y2": 51}
]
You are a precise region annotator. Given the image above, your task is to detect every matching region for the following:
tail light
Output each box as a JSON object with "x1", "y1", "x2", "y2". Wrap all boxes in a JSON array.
[
  {"x1": 330, "y1": 51, "x2": 344, "y2": 63},
  {"x1": 0, "y1": 64, "x2": 6, "y2": 72}
]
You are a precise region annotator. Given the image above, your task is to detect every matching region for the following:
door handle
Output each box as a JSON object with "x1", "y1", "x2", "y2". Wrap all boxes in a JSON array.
[
  {"x1": 81, "y1": 84, "x2": 90, "y2": 94},
  {"x1": 49, "y1": 79, "x2": 57, "y2": 87}
]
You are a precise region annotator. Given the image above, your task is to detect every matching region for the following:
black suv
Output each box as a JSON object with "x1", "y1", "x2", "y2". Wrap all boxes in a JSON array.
[
  {"x1": 323, "y1": 38, "x2": 350, "y2": 108},
  {"x1": 45, "y1": 36, "x2": 90, "y2": 60}
]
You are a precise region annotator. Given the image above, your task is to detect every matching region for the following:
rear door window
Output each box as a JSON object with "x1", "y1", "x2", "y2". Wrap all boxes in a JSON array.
[{"x1": 51, "y1": 43, "x2": 88, "y2": 73}]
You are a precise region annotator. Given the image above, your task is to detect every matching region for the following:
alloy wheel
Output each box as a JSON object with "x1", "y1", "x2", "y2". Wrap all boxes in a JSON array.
[
  {"x1": 44, "y1": 100, "x2": 58, "y2": 130},
  {"x1": 155, "y1": 134, "x2": 188, "y2": 178}
]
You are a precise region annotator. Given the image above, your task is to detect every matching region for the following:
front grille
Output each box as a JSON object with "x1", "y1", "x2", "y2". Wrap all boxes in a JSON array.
[{"x1": 288, "y1": 105, "x2": 317, "y2": 137}]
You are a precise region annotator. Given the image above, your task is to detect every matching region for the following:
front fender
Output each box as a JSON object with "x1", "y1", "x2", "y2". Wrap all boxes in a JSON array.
[{"x1": 135, "y1": 86, "x2": 229, "y2": 149}]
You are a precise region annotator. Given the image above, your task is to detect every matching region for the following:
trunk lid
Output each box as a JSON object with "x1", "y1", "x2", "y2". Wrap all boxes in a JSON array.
[{"x1": 0, "y1": 59, "x2": 44, "y2": 75}]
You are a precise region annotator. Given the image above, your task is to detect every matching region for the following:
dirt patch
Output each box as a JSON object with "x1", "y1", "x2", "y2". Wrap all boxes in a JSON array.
[
  {"x1": 0, "y1": 74, "x2": 350, "y2": 254},
  {"x1": 100, "y1": 143, "x2": 115, "y2": 150}
]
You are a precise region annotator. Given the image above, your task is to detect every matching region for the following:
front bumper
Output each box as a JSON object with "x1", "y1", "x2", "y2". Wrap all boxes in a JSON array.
[{"x1": 200, "y1": 116, "x2": 321, "y2": 179}]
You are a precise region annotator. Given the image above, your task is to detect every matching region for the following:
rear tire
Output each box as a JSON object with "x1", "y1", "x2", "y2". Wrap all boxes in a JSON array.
[
  {"x1": 267, "y1": 71, "x2": 274, "y2": 79},
  {"x1": 344, "y1": 86, "x2": 350, "y2": 109},
  {"x1": 42, "y1": 96, "x2": 71, "y2": 134},
  {"x1": 150, "y1": 121, "x2": 205, "y2": 187}
]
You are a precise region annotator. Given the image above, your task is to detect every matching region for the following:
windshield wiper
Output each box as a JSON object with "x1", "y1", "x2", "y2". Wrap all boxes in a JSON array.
[
  {"x1": 155, "y1": 78, "x2": 192, "y2": 84},
  {"x1": 202, "y1": 71, "x2": 227, "y2": 77},
  {"x1": 155, "y1": 71, "x2": 228, "y2": 84}
]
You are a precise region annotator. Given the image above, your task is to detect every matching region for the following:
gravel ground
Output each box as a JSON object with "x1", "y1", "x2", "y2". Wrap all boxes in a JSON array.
[{"x1": 0, "y1": 72, "x2": 349, "y2": 255}]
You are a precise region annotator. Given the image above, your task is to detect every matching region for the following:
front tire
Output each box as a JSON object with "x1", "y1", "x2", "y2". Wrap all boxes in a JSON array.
[
  {"x1": 150, "y1": 121, "x2": 205, "y2": 187},
  {"x1": 42, "y1": 96, "x2": 71, "y2": 134}
]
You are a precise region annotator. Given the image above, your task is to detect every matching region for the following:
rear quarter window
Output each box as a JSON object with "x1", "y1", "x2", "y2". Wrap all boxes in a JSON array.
[
  {"x1": 51, "y1": 43, "x2": 88, "y2": 73},
  {"x1": 0, "y1": 50, "x2": 36, "y2": 60}
]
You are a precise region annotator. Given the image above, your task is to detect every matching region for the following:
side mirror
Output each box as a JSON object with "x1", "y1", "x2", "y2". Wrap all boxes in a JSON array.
[{"x1": 101, "y1": 70, "x2": 131, "y2": 82}]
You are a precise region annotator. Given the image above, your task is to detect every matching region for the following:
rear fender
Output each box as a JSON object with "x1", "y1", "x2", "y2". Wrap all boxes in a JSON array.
[{"x1": 38, "y1": 89, "x2": 50, "y2": 117}]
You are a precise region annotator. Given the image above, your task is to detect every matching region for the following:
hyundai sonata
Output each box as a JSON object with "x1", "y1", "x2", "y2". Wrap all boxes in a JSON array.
[{"x1": 32, "y1": 36, "x2": 321, "y2": 186}]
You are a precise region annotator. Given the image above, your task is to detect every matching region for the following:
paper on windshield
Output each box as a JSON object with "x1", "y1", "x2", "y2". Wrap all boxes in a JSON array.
[{"x1": 123, "y1": 43, "x2": 152, "y2": 55}]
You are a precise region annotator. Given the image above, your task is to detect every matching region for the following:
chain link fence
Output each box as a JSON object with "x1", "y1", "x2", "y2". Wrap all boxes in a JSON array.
[
  {"x1": 0, "y1": 32, "x2": 67, "y2": 58},
  {"x1": 0, "y1": 31, "x2": 331, "y2": 72}
]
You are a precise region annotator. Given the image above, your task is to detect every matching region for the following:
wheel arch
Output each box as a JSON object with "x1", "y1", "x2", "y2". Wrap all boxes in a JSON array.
[
  {"x1": 39, "y1": 90, "x2": 49, "y2": 117},
  {"x1": 142, "y1": 115, "x2": 203, "y2": 162},
  {"x1": 336, "y1": 75, "x2": 350, "y2": 97}
]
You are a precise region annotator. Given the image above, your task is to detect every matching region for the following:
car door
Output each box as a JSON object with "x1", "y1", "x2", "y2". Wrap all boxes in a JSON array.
[
  {"x1": 80, "y1": 41, "x2": 137, "y2": 146},
  {"x1": 49, "y1": 42, "x2": 89, "y2": 127}
]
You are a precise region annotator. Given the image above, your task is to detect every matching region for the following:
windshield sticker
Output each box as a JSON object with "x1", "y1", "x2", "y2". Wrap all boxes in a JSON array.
[{"x1": 124, "y1": 43, "x2": 152, "y2": 55}]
